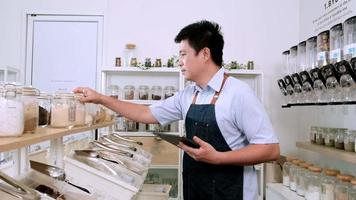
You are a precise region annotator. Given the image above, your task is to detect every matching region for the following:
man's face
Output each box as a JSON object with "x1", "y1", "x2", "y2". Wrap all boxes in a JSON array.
[{"x1": 178, "y1": 40, "x2": 205, "y2": 81}]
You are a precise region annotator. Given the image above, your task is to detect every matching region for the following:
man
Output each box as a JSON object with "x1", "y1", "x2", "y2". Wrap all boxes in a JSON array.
[{"x1": 74, "y1": 20, "x2": 279, "y2": 200}]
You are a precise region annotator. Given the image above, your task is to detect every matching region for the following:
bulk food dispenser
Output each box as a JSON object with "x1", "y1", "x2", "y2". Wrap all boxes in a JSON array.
[
  {"x1": 290, "y1": 46, "x2": 303, "y2": 103},
  {"x1": 297, "y1": 41, "x2": 313, "y2": 102},
  {"x1": 277, "y1": 50, "x2": 290, "y2": 102}
]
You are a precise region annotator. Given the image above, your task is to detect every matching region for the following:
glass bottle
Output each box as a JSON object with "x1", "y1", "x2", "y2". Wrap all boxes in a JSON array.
[
  {"x1": 320, "y1": 169, "x2": 340, "y2": 200},
  {"x1": 21, "y1": 86, "x2": 39, "y2": 133},
  {"x1": 335, "y1": 174, "x2": 353, "y2": 200},
  {"x1": 349, "y1": 179, "x2": 356, "y2": 200},
  {"x1": 50, "y1": 93, "x2": 76, "y2": 128},
  {"x1": 124, "y1": 85, "x2": 135, "y2": 100},
  {"x1": 282, "y1": 157, "x2": 294, "y2": 187},
  {"x1": 325, "y1": 128, "x2": 336, "y2": 147},
  {"x1": 290, "y1": 159, "x2": 304, "y2": 191},
  {"x1": 163, "y1": 86, "x2": 176, "y2": 99},
  {"x1": 335, "y1": 128, "x2": 347, "y2": 150},
  {"x1": 37, "y1": 93, "x2": 51, "y2": 127},
  {"x1": 310, "y1": 126, "x2": 318, "y2": 143},
  {"x1": 0, "y1": 84, "x2": 24, "y2": 137},
  {"x1": 344, "y1": 130, "x2": 355, "y2": 152},
  {"x1": 297, "y1": 162, "x2": 313, "y2": 197},
  {"x1": 138, "y1": 85, "x2": 149, "y2": 100},
  {"x1": 123, "y1": 43, "x2": 137, "y2": 67},
  {"x1": 305, "y1": 166, "x2": 322, "y2": 200},
  {"x1": 151, "y1": 86, "x2": 162, "y2": 100}
]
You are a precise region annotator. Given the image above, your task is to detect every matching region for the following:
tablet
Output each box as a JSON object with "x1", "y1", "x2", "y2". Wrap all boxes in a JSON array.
[{"x1": 153, "y1": 132, "x2": 200, "y2": 148}]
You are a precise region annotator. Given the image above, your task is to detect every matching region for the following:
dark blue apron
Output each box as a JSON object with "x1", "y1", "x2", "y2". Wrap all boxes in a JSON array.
[{"x1": 183, "y1": 74, "x2": 244, "y2": 200}]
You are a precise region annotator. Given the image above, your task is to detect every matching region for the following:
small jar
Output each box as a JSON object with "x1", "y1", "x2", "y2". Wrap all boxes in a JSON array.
[
  {"x1": 51, "y1": 93, "x2": 76, "y2": 128},
  {"x1": 163, "y1": 86, "x2": 176, "y2": 99},
  {"x1": 124, "y1": 118, "x2": 137, "y2": 132},
  {"x1": 335, "y1": 174, "x2": 353, "y2": 200},
  {"x1": 335, "y1": 128, "x2": 347, "y2": 150},
  {"x1": 289, "y1": 159, "x2": 304, "y2": 191},
  {"x1": 305, "y1": 166, "x2": 322, "y2": 200},
  {"x1": 37, "y1": 93, "x2": 51, "y2": 127},
  {"x1": 320, "y1": 169, "x2": 340, "y2": 200},
  {"x1": 316, "y1": 127, "x2": 325, "y2": 145},
  {"x1": 0, "y1": 85, "x2": 24, "y2": 137},
  {"x1": 297, "y1": 162, "x2": 313, "y2": 196},
  {"x1": 344, "y1": 130, "x2": 355, "y2": 152},
  {"x1": 138, "y1": 85, "x2": 149, "y2": 100},
  {"x1": 151, "y1": 86, "x2": 162, "y2": 100},
  {"x1": 325, "y1": 128, "x2": 336, "y2": 147},
  {"x1": 107, "y1": 85, "x2": 119, "y2": 99},
  {"x1": 21, "y1": 86, "x2": 39, "y2": 133},
  {"x1": 349, "y1": 179, "x2": 356, "y2": 200},
  {"x1": 115, "y1": 115, "x2": 126, "y2": 131},
  {"x1": 155, "y1": 58, "x2": 162, "y2": 67},
  {"x1": 124, "y1": 85, "x2": 135, "y2": 100},
  {"x1": 282, "y1": 157, "x2": 294, "y2": 187},
  {"x1": 74, "y1": 94, "x2": 86, "y2": 127},
  {"x1": 145, "y1": 58, "x2": 152, "y2": 68},
  {"x1": 310, "y1": 126, "x2": 318, "y2": 143},
  {"x1": 147, "y1": 124, "x2": 160, "y2": 132}
]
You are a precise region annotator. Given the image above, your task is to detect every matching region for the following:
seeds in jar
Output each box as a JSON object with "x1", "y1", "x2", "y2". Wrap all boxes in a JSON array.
[{"x1": 51, "y1": 104, "x2": 71, "y2": 128}]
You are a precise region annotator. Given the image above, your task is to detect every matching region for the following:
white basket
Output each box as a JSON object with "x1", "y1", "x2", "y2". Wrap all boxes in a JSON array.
[
  {"x1": 64, "y1": 155, "x2": 142, "y2": 200},
  {"x1": 135, "y1": 184, "x2": 171, "y2": 200}
]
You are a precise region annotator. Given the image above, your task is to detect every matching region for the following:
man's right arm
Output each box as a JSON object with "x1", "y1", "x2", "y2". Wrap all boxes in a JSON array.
[{"x1": 73, "y1": 87, "x2": 158, "y2": 124}]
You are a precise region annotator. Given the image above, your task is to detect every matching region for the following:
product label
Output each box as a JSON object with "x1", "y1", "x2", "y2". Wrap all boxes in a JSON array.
[
  {"x1": 330, "y1": 48, "x2": 342, "y2": 61},
  {"x1": 317, "y1": 51, "x2": 327, "y2": 62},
  {"x1": 344, "y1": 43, "x2": 356, "y2": 58}
]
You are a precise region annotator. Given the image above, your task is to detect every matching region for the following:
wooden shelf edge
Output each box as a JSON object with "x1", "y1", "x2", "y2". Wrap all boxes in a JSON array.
[
  {"x1": 0, "y1": 121, "x2": 114, "y2": 152},
  {"x1": 296, "y1": 141, "x2": 356, "y2": 164}
]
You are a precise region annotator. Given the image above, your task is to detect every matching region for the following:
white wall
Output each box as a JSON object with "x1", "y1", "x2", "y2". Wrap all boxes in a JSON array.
[
  {"x1": 0, "y1": 0, "x2": 300, "y2": 154},
  {"x1": 297, "y1": 0, "x2": 356, "y2": 173}
]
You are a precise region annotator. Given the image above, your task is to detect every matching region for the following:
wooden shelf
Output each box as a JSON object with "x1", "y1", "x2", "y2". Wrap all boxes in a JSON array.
[
  {"x1": 0, "y1": 121, "x2": 114, "y2": 152},
  {"x1": 296, "y1": 142, "x2": 356, "y2": 164}
]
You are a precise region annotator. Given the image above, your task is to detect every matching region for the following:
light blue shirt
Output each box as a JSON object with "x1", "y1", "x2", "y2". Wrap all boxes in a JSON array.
[{"x1": 150, "y1": 68, "x2": 279, "y2": 200}]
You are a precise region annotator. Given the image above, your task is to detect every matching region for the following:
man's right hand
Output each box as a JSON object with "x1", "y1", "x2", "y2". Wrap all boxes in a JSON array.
[{"x1": 72, "y1": 87, "x2": 105, "y2": 104}]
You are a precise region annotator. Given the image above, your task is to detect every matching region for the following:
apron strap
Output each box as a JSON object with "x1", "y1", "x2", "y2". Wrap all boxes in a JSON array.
[{"x1": 192, "y1": 73, "x2": 229, "y2": 105}]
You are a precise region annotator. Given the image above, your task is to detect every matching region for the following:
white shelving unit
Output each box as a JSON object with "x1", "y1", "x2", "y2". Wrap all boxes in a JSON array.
[
  {"x1": 101, "y1": 66, "x2": 264, "y2": 200},
  {"x1": 0, "y1": 66, "x2": 20, "y2": 83}
]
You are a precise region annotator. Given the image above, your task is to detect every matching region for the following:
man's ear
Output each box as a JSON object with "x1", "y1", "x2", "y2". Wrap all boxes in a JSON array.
[{"x1": 201, "y1": 47, "x2": 211, "y2": 62}]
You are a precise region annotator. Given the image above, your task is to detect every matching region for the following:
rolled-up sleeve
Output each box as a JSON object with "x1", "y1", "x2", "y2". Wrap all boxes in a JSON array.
[
  {"x1": 236, "y1": 89, "x2": 279, "y2": 144},
  {"x1": 149, "y1": 90, "x2": 184, "y2": 125}
]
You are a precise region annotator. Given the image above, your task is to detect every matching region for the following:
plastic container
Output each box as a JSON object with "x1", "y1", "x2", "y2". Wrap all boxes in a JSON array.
[
  {"x1": 329, "y1": 23, "x2": 344, "y2": 64},
  {"x1": 135, "y1": 184, "x2": 171, "y2": 200},
  {"x1": 343, "y1": 16, "x2": 356, "y2": 61}
]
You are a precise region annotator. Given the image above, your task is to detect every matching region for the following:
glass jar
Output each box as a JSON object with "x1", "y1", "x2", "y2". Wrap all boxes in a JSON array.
[
  {"x1": 50, "y1": 93, "x2": 76, "y2": 128},
  {"x1": 123, "y1": 43, "x2": 137, "y2": 67},
  {"x1": 147, "y1": 124, "x2": 160, "y2": 132},
  {"x1": 297, "y1": 162, "x2": 313, "y2": 196},
  {"x1": 307, "y1": 36, "x2": 318, "y2": 70},
  {"x1": 330, "y1": 23, "x2": 344, "y2": 64},
  {"x1": 298, "y1": 41, "x2": 307, "y2": 72},
  {"x1": 74, "y1": 94, "x2": 86, "y2": 127},
  {"x1": 138, "y1": 85, "x2": 149, "y2": 100},
  {"x1": 282, "y1": 158, "x2": 293, "y2": 187},
  {"x1": 344, "y1": 130, "x2": 355, "y2": 152},
  {"x1": 335, "y1": 128, "x2": 347, "y2": 150},
  {"x1": 290, "y1": 159, "x2": 304, "y2": 191},
  {"x1": 124, "y1": 118, "x2": 137, "y2": 132},
  {"x1": 325, "y1": 128, "x2": 336, "y2": 147},
  {"x1": 349, "y1": 179, "x2": 356, "y2": 200},
  {"x1": 107, "y1": 85, "x2": 120, "y2": 99},
  {"x1": 115, "y1": 115, "x2": 126, "y2": 131},
  {"x1": 316, "y1": 127, "x2": 325, "y2": 145},
  {"x1": 343, "y1": 16, "x2": 356, "y2": 61},
  {"x1": 163, "y1": 86, "x2": 176, "y2": 99},
  {"x1": 0, "y1": 85, "x2": 24, "y2": 137},
  {"x1": 289, "y1": 46, "x2": 298, "y2": 74},
  {"x1": 21, "y1": 86, "x2": 39, "y2": 133},
  {"x1": 124, "y1": 85, "x2": 135, "y2": 100},
  {"x1": 151, "y1": 86, "x2": 162, "y2": 100},
  {"x1": 335, "y1": 174, "x2": 353, "y2": 200},
  {"x1": 317, "y1": 30, "x2": 330, "y2": 67},
  {"x1": 310, "y1": 126, "x2": 318, "y2": 143},
  {"x1": 85, "y1": 103, "x2": 97, "y2": 126},
  {"x1": 37, "y1": 93, "x2": 51, "y2": 127},
  {"x1": 155, "y1": 58, "x2": 162, "y2": 67},
  {"x1": 305, "y1": 166, "x2": 322, "y2": 200},
  {"x1": 320, "y1": 169, "x2": 340, "y2": 200}
]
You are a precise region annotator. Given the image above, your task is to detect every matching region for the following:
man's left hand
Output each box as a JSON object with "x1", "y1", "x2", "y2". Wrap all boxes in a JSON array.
[{"x1": 178, "y1": 136, "x2": 222, "y2": 165}]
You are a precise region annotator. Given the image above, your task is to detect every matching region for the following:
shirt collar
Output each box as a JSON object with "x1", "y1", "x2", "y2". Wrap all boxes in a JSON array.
[{"x1": 193, "y1": 68, "x2": 225, "y2": 93}]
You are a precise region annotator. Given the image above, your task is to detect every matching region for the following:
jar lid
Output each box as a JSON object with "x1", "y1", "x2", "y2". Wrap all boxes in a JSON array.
[
  {"x1": 22, "y1": 86, "x2": 39, "y2": 96},
  {"x1": 53, "y1": 92, "x2": 75, "y2": 99},
  {"x1": 125, "y1": 43, "x2": 136, "y2": 49},
  {"x1": 301, "y1": 163, "x2": 312, "y2": 169},
  {"x1": 324, "y1": 169, "x2": 340, "y2": 176},
  {"x1": 351, "y1": 178, "x2": 356, "y2": 185},
  {"x1": 286, "y1": 156, "x2": 296, "y2": 162},
  {"x1": 336, "y1": 174, "x2": 354, "y2": 182},
  {"x1": 308, "y1": 166, "x2": 322, "y2": 173},
  {"x1": 292, "y1": 159, "x2": 303, "y2": 165},
  {"x1": 124, "y1": 85, "x2": 135, "y2": 89}
]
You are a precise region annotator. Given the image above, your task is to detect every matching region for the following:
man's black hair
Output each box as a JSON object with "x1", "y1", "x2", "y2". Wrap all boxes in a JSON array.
[{"x1": 175, "y1": 20, "x2": 224, "y2": 67}]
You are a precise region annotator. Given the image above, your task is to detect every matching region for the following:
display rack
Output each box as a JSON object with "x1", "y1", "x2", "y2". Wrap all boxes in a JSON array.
[
  {"x1": 296, "y1": 141, "x2": 356, "y2": 164},
  {"x1": 282, "y1": 101, "x2": 356, "y2": 108},
  {"x1": 101, "y1": 66, "x2": 265, "y2": 200}
]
